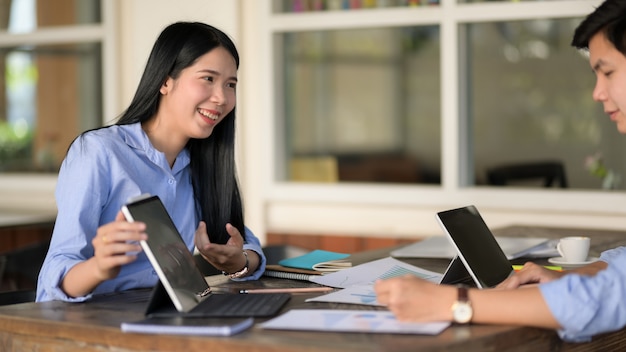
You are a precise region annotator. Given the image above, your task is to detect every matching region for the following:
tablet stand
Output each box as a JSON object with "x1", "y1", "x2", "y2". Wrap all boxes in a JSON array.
[{"x1": 440, "y1": 256, "x2": 477, "y2": 287}]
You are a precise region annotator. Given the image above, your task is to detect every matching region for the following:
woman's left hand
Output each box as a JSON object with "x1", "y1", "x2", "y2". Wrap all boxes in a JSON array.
[{"x1": 194, "y1": 221, "x2": 248, "y2": 274}]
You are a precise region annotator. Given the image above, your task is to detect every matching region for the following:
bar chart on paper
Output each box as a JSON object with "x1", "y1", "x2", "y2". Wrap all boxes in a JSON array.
[
  {"x1": 379, "y1": 265, "x2": 435, "y2": 280},
  {"x1": 344, "y1": 286, "x2": 378, "y2": 305}
]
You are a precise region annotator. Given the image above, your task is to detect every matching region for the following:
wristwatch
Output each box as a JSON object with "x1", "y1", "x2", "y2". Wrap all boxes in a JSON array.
[
  {"x1": 223, "y1": 250, "x2": 249, "y2": 279},
  {"x1": 451, "y1": 285, "x2": 473, "y2": 324}
]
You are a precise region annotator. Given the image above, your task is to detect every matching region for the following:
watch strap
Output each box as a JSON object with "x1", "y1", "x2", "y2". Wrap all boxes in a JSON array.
[{"x1": 457, "y1": 285, "x2": 469, "y2": 303}]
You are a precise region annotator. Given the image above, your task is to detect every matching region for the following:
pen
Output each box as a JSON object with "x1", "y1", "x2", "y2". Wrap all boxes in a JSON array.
[
  {"x1": 239, "y1": 287, "x2": 334, "y2": 294},
  {"x1": 512, "y1": 265, "x2": 562, "y2": 272}
]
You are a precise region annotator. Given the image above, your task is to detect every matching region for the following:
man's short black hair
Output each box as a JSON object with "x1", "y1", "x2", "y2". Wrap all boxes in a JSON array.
[{"x1": 572, "y1": 0, "x2": 626, "y2": 55}]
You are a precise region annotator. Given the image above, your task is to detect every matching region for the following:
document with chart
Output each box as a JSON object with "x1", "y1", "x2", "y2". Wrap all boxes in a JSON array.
[
  {"x1": 309, "y1": 256, "x2": 442, "y2": 288},
  {"x1": 260, "y1": 309, "x2": 450, "y2": 335},
  {"x1": 305, "y1": 284, "x2": 383, "y2": 306},
  {"x1": 306, "y1": 257, "x2": 442, "y2": 306}
]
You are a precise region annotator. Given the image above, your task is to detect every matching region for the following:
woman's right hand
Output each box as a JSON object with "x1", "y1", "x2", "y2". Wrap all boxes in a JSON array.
[
  {"x1": 91, "y1": 210, "x2": 146, "y2": 281},
  {"x1": 61, "y1": 210, "x2": 147, "y2": 298}
]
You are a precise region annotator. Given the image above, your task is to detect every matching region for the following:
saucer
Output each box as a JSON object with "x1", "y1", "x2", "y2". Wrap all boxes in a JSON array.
[{"x1": 548, "y1": 256, "x2": 599, "y2": 267}]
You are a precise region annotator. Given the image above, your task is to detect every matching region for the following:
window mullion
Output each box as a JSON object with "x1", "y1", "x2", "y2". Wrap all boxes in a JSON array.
[{"x1": 0, "y1": 24, "x2": 104, "y2": 47}]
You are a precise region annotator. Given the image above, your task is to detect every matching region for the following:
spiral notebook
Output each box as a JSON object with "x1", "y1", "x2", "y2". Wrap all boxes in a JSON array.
[
  {"x1": 278, "y1": 249, "x2": 351, "y2": 272},
  {"x1": 264, "y1": 250, "x2": 352, "y2": 281}
]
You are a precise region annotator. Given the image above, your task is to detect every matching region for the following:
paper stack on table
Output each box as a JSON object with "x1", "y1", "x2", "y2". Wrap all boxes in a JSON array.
[
  {"x1": 304, "y1": 257, "x2": 442, "y2": 306},
  {"x1": 259, "y1": 257, "x2": 449, "y2": 335}
]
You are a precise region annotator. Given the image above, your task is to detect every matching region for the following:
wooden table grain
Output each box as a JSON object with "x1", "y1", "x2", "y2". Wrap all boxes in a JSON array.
[{"x1": 0, "y1": 225, "x2": 624, "y2": 351}]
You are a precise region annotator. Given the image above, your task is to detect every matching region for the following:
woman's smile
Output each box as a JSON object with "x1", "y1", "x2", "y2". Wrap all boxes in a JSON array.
[{"x1": 198, "y1": 108, "x2": 220, "y2": 123}]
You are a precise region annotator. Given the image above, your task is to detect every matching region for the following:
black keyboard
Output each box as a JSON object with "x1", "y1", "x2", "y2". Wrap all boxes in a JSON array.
[{"x1": 186, "y1": 293, "x2": 291, "y2": 318}]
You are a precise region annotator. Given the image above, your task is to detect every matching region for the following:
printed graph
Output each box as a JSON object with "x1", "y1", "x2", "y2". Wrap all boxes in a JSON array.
[{"x1": 378, "y1": 265, "x2": 439, "y2": 281}]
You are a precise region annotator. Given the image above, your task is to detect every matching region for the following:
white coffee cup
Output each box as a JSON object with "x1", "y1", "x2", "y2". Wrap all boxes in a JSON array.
[{"x1": 557, "y1": 236, "x2": 590, "y2": 263}]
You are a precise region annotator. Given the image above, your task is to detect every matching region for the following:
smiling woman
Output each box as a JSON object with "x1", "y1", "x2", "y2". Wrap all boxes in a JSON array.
[{"x1": 36, "y1": 21, "x2": 268, "y2": 303}]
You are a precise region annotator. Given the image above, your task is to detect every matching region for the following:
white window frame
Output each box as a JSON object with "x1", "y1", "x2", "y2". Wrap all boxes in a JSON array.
[
  {"x1": 0, "y1": 1, "x2": 117, "y2": 213},
  {"x1": 239, "y1": 0, "x2": 625, "y2": 241}
]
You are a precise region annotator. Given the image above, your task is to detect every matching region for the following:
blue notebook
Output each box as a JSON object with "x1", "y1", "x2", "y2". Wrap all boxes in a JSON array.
[
  {"x1": 121, "y1": 316, "x2": 253, "y2": 336},
  {"x1": 278, "y1": 250, "x2": 351, "y2": 272}
]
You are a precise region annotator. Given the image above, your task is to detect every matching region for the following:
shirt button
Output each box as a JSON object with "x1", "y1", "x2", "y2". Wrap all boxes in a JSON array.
[{"x1": 168, "y1": 179, "x2": 175, "y2": 185}]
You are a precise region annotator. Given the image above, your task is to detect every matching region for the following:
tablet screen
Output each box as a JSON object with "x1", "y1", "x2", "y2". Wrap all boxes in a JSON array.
[
  {"x1": 123, "y1": 195, "x2": 210, "y2": 312},
  {"x1": 436, "y1": 205, "x2": 513, "y2": 288}
]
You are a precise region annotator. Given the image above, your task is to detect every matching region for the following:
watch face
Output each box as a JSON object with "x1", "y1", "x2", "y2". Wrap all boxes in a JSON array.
[{"x1": 452, "y1": 302, "x2": 473, "y2": 324}]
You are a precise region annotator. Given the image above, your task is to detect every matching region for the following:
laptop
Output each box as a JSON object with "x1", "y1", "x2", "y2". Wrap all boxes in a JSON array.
[
  {"x1": 436, "y1": 205, "x2": 514, "y2": 288},
  {"x1": 390, "y1": 235, "x2": 552, "y2": 260},
  {"x1": 121, "y1": 194, "x2": 290, "y2": 318}
]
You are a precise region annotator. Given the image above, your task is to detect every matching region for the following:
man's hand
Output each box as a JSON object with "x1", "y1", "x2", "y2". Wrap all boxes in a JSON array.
[{"x1": 497, "y1": 262, "x2": 564, "y2": 289}]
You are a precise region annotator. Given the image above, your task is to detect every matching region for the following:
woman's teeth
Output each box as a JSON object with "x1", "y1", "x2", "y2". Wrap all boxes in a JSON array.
[{"x1": 199, "y1": 109, "x2": 218, "y2": 120}]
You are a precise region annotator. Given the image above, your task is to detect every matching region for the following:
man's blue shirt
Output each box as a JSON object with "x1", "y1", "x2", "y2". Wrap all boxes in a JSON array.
[{"x1": 541, "y1": 246, "x2": 626, "y2": 342}]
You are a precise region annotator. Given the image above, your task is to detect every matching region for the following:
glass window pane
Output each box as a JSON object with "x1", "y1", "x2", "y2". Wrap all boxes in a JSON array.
[
  {"x1": 0, "y1": 42, "x2": 102, "y2": 172},
  {"x1": 279, "y1": 26, "x2": 441, "y2": 184},
  {"x1": 460, "y1": 0, "x2": 566, "y2": 3},
  {"x1": 3, "y1": 0, "x2": 100, "y2": 33},
  {"x1": 466, "y1": 19, "x2": 625, "y2": 190},
  {"x1": 272, "y1": 0, "x2": 440, "y2": 13}
]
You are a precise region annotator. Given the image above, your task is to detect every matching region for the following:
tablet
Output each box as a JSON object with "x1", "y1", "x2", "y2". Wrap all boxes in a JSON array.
[
  {"x1": 122, "y1": 194, "x2": 211, "y2": 312},
  {"x1": 436, "y1": 205, "x2": 514, "y2": 288},
  {"x1": 121, "y1": 194, "x2": 291, "y2": 318}
]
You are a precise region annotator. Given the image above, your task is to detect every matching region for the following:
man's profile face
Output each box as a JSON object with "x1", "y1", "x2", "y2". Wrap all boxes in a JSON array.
[{"x1": 589, "y1": 31, "x2": 626, "y2": 135}]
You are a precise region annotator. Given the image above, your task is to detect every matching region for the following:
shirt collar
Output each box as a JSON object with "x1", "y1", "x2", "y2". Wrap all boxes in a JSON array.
[{"x1": 120, "y1": 122, "x2": 190, "y2": 173}]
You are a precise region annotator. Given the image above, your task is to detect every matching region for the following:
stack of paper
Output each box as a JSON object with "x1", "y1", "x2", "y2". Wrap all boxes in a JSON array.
[
  {"x1": 259, "y1": 257, "x2": 450, "y2": 335},
  {"x1": 303, "y1": 257, "x2": 441, "y2": 305}
]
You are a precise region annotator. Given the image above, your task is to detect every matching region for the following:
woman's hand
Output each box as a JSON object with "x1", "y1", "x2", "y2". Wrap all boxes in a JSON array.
[
  {"x1": 374, "y1": 275, "x2": 456, "y2": 322},
  {"x1": 92, "y1": 210, "x2": 146, "y2": 281},
  {"x1": 194, "y1": 221, "x2": 254, "y2": 275},
  {"x1": 61, "y1": 210, "x2": 146, "y2": 298}
]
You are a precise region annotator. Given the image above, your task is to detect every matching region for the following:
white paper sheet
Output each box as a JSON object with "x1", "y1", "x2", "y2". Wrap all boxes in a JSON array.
[
  {"x1": 309, "y1": 256, "x2": 442, "y2": 289},
  {"x1": 259, "y1": 309, "x2": 450, "y2": 335},
  {"x1": 306, "y1": 284, "x2": 382, "y2": 306}
]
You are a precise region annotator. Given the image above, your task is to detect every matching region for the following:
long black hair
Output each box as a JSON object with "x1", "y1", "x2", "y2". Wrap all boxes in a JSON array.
[
  {"x1": 572, "y1": 0, "x2": 626, "y2": 54},
  {"x1": 117, "y1": 22, "x2": 245, "y2": 244}
]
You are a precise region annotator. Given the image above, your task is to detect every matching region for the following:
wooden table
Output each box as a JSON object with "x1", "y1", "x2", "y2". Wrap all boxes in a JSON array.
[{"x1": 0, "y1": 225, "x2": 624, "y2": 351}]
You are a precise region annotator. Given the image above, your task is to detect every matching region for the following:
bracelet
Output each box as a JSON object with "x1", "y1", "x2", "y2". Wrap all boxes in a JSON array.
[{"x1": 223, "y1": 250, "x2": 249, "y2": 279}]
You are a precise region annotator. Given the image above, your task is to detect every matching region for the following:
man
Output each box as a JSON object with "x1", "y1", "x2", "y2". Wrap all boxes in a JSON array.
[{"x1": 374, "y1": 0, "x2": 626, "y2": 342}]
